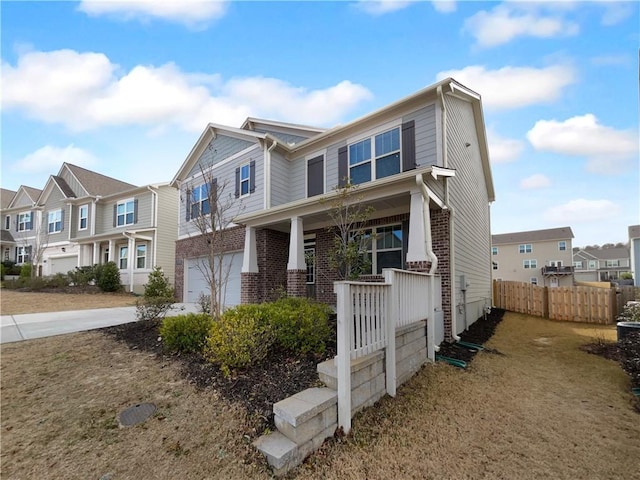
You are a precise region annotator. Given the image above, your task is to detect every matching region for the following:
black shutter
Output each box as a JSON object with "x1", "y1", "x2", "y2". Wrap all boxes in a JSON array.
[
  {"x1": 235, "y1": 167, "x2": 240, "y2": 198},
  {"x1": 338, "y1": 146, "x2": 348, "y2": 187},
  {"x1": 402, "y1": 120, "x2": 416, "y2": 172},
  {"x1": 185, "y1": 189, "x2": 191, "y2": 221},
  {"x1": 249, "y1": 160, "x2": 256, "y2": 193},
  {"x1": 211, "y1": 178, "x2": 217, "y2": 213},
  {"x1": 15, "y1": 215, "x2": 18, "y2": 232},
  {"x1": 113, "y1": 204, "x2": 117, "y2": 227},
  {"x1": 27, "y1": 212, "x2": 33, "y2": 231},
  {"x1": 133, "y1": 198, "x2": 139, "y2": 224},
  {"x1": 307, "y1": 155, "x2": 324, "y2": 197}
]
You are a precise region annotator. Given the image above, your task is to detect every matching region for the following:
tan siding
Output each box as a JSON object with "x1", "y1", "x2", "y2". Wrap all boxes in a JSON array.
[
  {"x1": 70, "y1": 202, "x2": 93, "y2": 240},
  {"x1": 154, "y1": 186, "x2": 179, "y2": 286},
  {"x1": 43, "y1": 188, "x2": 68, "y2": 243},
  {"x1": 12, "y1": 191, "x2": 33, "y2": 209},
  {"x1": 445, "y1": 95, "x2": 492, "y2": 332},
  {"x1": 96, "y1": 191, "x2": 153, "y2": 235}
]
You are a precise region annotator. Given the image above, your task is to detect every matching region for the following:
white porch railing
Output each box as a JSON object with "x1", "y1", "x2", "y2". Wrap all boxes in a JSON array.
[{"x1": 334, "y1": 268, "x2": 442, "y2": 433}]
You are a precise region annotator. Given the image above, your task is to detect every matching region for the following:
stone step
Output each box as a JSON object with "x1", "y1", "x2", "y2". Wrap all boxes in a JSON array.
[
  {"x1": 316, "y1": 351, "x2": 384, "y2": 391},
  {"x1": 253, "y1": 431, "x2": 298, "y2": 475}
]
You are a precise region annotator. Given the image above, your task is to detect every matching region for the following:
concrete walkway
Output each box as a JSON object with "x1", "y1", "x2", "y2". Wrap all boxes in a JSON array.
[{"x1": 0, "y1": 303, "x2": 200, "y2": 344}]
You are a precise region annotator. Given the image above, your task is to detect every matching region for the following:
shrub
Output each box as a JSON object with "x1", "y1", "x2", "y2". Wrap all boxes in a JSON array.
[
  {"x1": 160, "y1": 313, "x2": 213, "y2": 354},
  {"x1": 95, "y1": 261, "x2": 121, "y2": 292},
  {"x1": 68, "y1": 266, "x2": 96, "y2": 287},
  {"x1": 2, "y1": 261, "x2": 20, "y2": 276},
  {"x1": 618, "y1": 302, "x2": 640, "y2": 323},
  {"x1": 19, "y1": 263, "x2": 32, "y2": 279},
  {"x1": 44, "y1": 273, "x2": 69, "y2": 289},
  {"x1": 136, "y1": 267, "x2": 175, "y2": 321},
  {"x1": 205, "y1": 305, "x2": 274, "y2": 376},
  {"x1": 268, "y1": 297, "x2": 333, "y2": 355},
  {"x1": 0, "y1": 263, "x2": 4, "y2": 281},
  {"x1": 197, "y1": 293, "x2": 211, "y2": 314}
]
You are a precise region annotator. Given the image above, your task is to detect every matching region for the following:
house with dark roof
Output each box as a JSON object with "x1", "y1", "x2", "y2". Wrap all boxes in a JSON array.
[
  {"x1": 171, "y1": 78, "x2": 495, "y2": 341},
  {"x1": 573, "y1": 245, "x2": 631, "y2": 283},
  {"x1": 491, "y1": 227, "x2": 575, "y2": 287},
  {"x1": 1, "y1": 163, "x2": 178, "y2": 293}
]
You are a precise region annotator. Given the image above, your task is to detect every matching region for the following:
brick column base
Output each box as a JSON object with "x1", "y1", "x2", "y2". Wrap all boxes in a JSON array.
[
  {"x1": 406, "y1": 261, "x2": 432, "y2": 273},
  {"x1": 241, "y1": 272, "x2": 260, "y2": 304},
  {"x1": 287, "y1": 269, "x2": 307, "y2": 298}
]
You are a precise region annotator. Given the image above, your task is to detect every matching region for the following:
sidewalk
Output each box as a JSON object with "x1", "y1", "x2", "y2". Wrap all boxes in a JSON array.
[{"x1": 0, "y1": 303, "x2": 200, "y2": 344}]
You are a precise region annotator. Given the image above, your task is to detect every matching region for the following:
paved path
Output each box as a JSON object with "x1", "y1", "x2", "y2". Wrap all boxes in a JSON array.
[{"x1": 0, "y1": 303, "x2": 200, "y2": 344}]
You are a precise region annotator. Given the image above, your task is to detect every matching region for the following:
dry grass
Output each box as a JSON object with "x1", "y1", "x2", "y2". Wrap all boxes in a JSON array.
[
  {"x1": 1, "y1": 311, "x2": 639, "y2": 479},
  {"x1": 0, "y1": 289, "x2": 137, "y2": 315}
]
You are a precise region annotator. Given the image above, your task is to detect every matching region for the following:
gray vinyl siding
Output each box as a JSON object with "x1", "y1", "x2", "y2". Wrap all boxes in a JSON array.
[
  {"x1": 404, "y1": 104, "x2": 437, "y2": 168},
  {"x1": 12, "y1": 191, "x2": 33, "y2": 209},
  {"x1": 270, "y1": 151, "x2": 289, "y2": 207},
  {"x1": 288, "y1": 157, "x2": 306, "y2": 203},
  {"x1": 179, "y1": 148, "x2": 262, "y2": 237},
  {"x1": 59, "y1": 169, "x2": 88, "y2": 197},
  {"x1": 445, "y1": 95, "x2": 492, "y2": 333},
  {"x1": 325, "y1": 141, "x2": 346, "y2": 192},
  {"x1": 252, "y1": 128, "x2": 309, "y2": 145},
  {"x1": 95, "y1": 191, "x2": 153, "y2": 235},
  {"x1": 187, "y1": 135, "x2": 254, "y2": 178},
  {"x1": 71, "y1": 202, "x2": 93, "y2": 240},
  {"x1": 154, "y1": 185, "x2": 179, "y2": 285},
  {"x1": 43, "y1": 188, "x2": 68, "y2": 243}
]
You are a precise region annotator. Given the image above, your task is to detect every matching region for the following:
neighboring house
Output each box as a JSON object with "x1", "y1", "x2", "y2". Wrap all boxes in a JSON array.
[
  {"x1": 0, "y1": 163, "x2": 178, "y2": 293},
  {"x1": 491, "y1": 227, "x2": 575, "y2": 287},
  {"x1": 630, "y1": 225, "x2": 640, "y2": 287},
  {"x1": 171, "y1": 77, "x2": 495, "y2": 340},
  {"x1": 573, "y1": 245, "x2": 631, "y2": 283},
  {"x1": 1, "y1": 188, "x2": 18, "y2": 263}
]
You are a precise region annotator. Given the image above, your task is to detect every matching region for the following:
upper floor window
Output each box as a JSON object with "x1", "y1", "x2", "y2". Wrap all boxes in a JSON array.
[
  {"x1": 79, "y1": 205, "x2": 88, "y2": 230},
  {"x1": 605, "y1": 259, "x2": 620, "y2": 267},
  {"x1": 558, "y1": 241, "x2": 567, "y2": 251},
  {"x1": 573, "y1": 261, "x2": 583, "y2": 269},
  {"x1": 588, "y1": 260, "x2": 597, "y2": 269},
  {"x1": 349, "y1": 128, "x2": 400, "y2": 185},
  {"x1": 115, "y1": 199, "x2": 135, "y2": 227},
  {"x1": 492, "y1": 246, "x2": 498, "y2": 255},
  {"x1": 17, "y1": 212, "x2": 32, "y2": 232},
  {"x1": 4, "y1": 215, "x2": 9, "y2": 230},
  {"x1": 519, "y1": 244, "x2": 532, "y2": 254},
  {"x1": 136, "y1": 244, "x2": 147, "y2": 269},
  {"x1": 235, "y1": 161, "x2": 255, "y2": 198},
  {"x1": 523, "y1": 259, "x2": 537, "y2": 269},
  {"x1": 48, "y1": 209, "x2": 63, "y2": 233},
  {"x1": 190, "y1": 183, "x2": 211, "y2": 219}
]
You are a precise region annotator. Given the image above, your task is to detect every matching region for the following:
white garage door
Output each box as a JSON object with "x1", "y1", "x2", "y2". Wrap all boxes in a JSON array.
[
  {"x1": 185, "y1": 253, "x2": 242, "y2": 306},
  {"x1": 49, "y1": 256, "x2": 78, "y2": 275}
]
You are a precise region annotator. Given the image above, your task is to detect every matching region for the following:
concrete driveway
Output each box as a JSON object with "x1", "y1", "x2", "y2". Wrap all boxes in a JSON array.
[{"x1": 0, "y1": 303, "x2": 200, "y2": 344}]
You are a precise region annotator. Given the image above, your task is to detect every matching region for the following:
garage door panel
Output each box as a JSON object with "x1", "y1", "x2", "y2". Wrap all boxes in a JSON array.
[
  {"x1": 50, "y1": 256, "x2": 78, "y2": 275},
  {"x1": 185, "y1": 253, "x2": 241, "y2": 306}
]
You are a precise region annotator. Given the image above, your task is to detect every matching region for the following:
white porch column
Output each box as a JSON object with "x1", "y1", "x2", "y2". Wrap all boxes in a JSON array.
[
  {"x1": 127, "y1": 236, "x2": 135, "y2": 292},
  {"x1": 93, "y1": 242, "x2": 99, "y2": 264},
  {"x1": 107, "y1": 240, "x2": 113, "y2": 262},
  {"x1": 287, "y1": 216, "x2": 305, "y2": 270},
  {"x1": 406, "y1": 189, "x2": 428, "y2": 262},
  {"x1": 242, "y1": 226, "x2": 258, "y2": 273}
]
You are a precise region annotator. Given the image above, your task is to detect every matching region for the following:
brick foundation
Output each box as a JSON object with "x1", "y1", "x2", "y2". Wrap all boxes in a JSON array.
[
  {"x1": 287, "y1": 269, "x2": 307, "y2": 298},
  {"x1": 431, "y1": 209, "x2": 452, "y2": 340},
  {"x1": 241, "y1": 272, "x2": 260, "y2": 304},
  {"x1": 405, "y1": 261, "x2": 431, "y2": 273}
]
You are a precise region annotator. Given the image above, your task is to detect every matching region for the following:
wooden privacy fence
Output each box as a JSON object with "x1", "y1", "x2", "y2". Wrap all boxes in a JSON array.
[{"x1": 493, "y1": 280, "x2": 634, "y2": 324}]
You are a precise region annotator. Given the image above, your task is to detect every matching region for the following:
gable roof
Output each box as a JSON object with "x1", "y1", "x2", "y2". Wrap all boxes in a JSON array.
[
  {"x1": 8, "y1": 185, "x2": 43, "y2": 209},
  {"x1": 492, "y1": 226, "x2": 574, "y2": 245},
  {"x1": 241, "y1": 117, "x2": 326, "y2": 139},
  {"x1": 1, "y1": 188, "x2": 16, "y2": 209},
  {"x1": 1, "y1": 229, "x2": 15, "y2": 244},
  {"x1": 63, "y1": 163, "x2": 137, "y2": 197},
  {"x1": 578, "y1": 246, "x2": 629, "y2": 261},
  {"x1": 37, "y1": 175, "x2": 78, "y2": 205}
]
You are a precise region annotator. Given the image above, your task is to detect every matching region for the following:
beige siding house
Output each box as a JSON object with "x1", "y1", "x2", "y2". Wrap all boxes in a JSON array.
[
  {"x1": 492, "y1": 227, "x2": 575, "y2": 287},
  {"x1": 0, "y1": 163, "x2": 178, "y2": 294},
  {"x1": 172, "y1": 78, "x2": 495, "y2": 341}
]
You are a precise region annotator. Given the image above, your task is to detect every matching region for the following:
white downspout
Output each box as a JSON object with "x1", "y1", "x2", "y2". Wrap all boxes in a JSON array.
[
  {"x1": 440, "y1": 84, "x2": 461, "y2": 341},
  {"x1": 415, "y1": 175, "x2": 437, "y2": 274},
  {"x1": 147, "y1": 186, "x2": 158, "y2": 269},
  {"x1": 265, "y1": 139, "x2": 278, "y2": 209}
]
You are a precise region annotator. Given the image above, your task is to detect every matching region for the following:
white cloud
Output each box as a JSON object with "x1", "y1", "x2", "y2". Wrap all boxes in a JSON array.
[
  {"x1": 486, "y1": 128, "x2": 524, "y2": 164},
  {"x1": 464, "y1": 3, "x2": 579, "y2": 48},
  {"x1": 432, "y1": 1, "x2": 456, "y2": 14},
  {"x1": 590, "y1": 54, "x2": 632, "y2": 66},
  {"x1": 520, "y1": 174, "x2": 551, "y2": 190},
  {"x1": 436, "y1": 64, "x2": 575, "y2": 110},
  {"x1": 14, "y1": 145, "x2": 99, "y2": 173},
  {"x1": 527, "y1": 114, "x2": 639, "y2": 174},
  {"x1": 357, "y1": 0, "x2": 416, "y2": 15},
  {"x1": 599, "y1": 1, "x2": 635, "y2": 26},
  {"x1": 1, "y1": 49, "x2": 373, "y2": 132},
  {"x1": 545, "y1": 199, "x2": 621, "y2": 224},
  {"x1": 78, "y1": 0, "x2": 227, "y2": 27}
]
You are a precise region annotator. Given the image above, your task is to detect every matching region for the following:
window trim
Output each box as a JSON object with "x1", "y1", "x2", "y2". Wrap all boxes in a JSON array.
[
  {"x1": 362, "y1": 223, "x2": 404, "y2": 275},
  {"x1": 518, "y1": 244, "x2": 532, "y2": 254},
  {"x1": 348, "y1": 126, "x2": 401, "y2": 185},
  {"x1": 78, "y1": 204, "x2": 88, "y2": 231},
  {"x1": 17, "y1": 211, "x2": 31, "y2": 232},
  {"x1": 119, "y1": 245, "x2": 128, "y2": 270},
  {"x1": 116, "y1": 199, "x2": 135, "y2": 227},
  {"x1": 304, "y1": 238, "x2": 315, "y2": 285},
  {"x1": 4, "y1": 215, "x2": 10, "y2": 230},
  {"x1": 530, "y1": 277, "x2": 538, "y2": 285},
  {"x1": 48, "y1": 209, "x2": 63, "y2": 234},
  {"x1": 136, "y1": 243, "x2": 147, "y2": 269},
  {"x1": 523, "y1": 259, "x2": 538, "y2": 269},
  {"x1": 189, "y1": 183, "x2": 211, "y2": 220},
  {"x1": 558, "y1": 241, "x2": 567, "y2": 251},
  {"x1": 305, "y1": 150, "x2": 326, "y2": 198},
  {"x1": 16, "y1": 246, "x2": 30, "y2": 264},
  {"x1": 239, "y1": 163, "x2": 251, "y2": 197},
  {"x1": 491, "y1": 246, "x2": 498, "y2": 256}
]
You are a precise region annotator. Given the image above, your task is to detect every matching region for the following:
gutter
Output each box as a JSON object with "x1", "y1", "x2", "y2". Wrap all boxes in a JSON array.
[{"x1": 147, "y1": 186, "x2": 158, "y2": 271}]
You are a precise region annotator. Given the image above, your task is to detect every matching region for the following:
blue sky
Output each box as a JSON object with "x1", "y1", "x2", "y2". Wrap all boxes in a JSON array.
[{"x1": 1, "y1": 0, "x2": 638, "y2": 246}]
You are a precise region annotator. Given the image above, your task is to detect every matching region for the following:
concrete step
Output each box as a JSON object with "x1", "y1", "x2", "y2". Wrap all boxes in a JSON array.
[{"x1": 253, "y1": 431, "x2": 298, "y2": 474}]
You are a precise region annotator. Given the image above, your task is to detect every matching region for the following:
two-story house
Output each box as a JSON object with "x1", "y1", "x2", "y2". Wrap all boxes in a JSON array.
[
  {"x1": 573, "y1": 245, "x2": 631, "y2": 283},
  {"x1": 630, "y1": 225, "x2": 640, "y2": 287},
  {"x1": 491, "y1": 227, "x2": 575, "y2": 287},
  {"x1": 171, "y1": 78, "x2": 495, "y2": 341},
  {"x1": 1, "y1": 188, "x2": 18, "y2": 263},
  {"x1": 2, "y1": 185, "x2": 43, "y2": 271},
  {"x1": 0, "y1": 163, "x2": 178, "y2": 293}
]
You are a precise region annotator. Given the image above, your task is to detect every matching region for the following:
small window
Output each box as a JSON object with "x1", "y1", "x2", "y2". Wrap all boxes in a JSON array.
[
  {"x1": 136, "y1": 244, "x2": 146, "y2": 269},
  {"x1": 558, "y1": 241, "x2": 567, "y2": 251},
  {"x1": 530, "y1": 277, "x2": 538, "y2": 285},
  {"x1": 519, "y1": 244, "x2": 532, "y2": 254},
  {"x1": 492, "y1": 261, "x2": 498, "y2": 270},
  {"x1": 304, "y1": 239, "x2": 315, "y2": 284},
  {"x1": 240, "y1": 164, "x2": 250, "y2": 196},
  {"x1": 523, "y1": 259, "x2": 537, "y2": 269},
  {"x1": 18, "y1": 212, "x2": 31, "y2": 232},
  {"x1": 48, "y1": 209, "x2": 62, "y2": 233},
  {"x1": 190, "y1": 184, "x2": 211, "y2": 219},
  {"x1": 4, "y1": 215, "x2": 10, "y2": 230},
  {"x1": 116, "y1": 199, "x2": 135, "y2": 227},
  {"x1": 119, "y1": 246, "x2": 128, "y2": 270},
  {"x1": 79, "y1": 205, "x2": 88, "y2": 230},
  {"x1": 491, "y1": 246, "x2": 498, "y2": 256}
]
